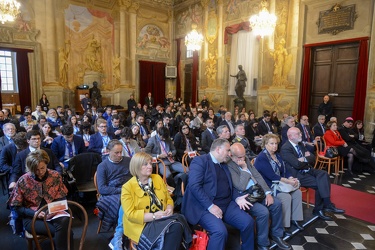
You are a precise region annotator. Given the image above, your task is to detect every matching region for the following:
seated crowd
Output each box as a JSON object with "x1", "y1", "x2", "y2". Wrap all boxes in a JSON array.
[{"x1": 3, "y1": 94, "x2": 375, "y2": 250}]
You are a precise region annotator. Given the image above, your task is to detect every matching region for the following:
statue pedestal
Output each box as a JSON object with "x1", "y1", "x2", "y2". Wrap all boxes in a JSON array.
[
  {"x1": 84, "y1": 71, "x2": 102, "y2": 88},
  {"x1": 234, "y1": 98, "x2": 246, "y2": 110}
]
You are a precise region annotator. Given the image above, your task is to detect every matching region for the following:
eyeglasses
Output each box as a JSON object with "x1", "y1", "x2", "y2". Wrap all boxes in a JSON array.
[{"x1": 98, "y1": 125, "x2": 107, "y2": 128}]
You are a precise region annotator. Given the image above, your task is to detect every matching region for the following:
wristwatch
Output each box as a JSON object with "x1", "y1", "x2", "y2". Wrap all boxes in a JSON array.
[{"x1": 152, "y1": 213, "x2": 156, "y2": 220}]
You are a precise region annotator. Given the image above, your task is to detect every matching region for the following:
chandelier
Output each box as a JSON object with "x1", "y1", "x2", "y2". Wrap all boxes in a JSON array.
[
  {"x1": 249, "y1": 0, "x2": 277, "y2": 38},
  {"x1": 185, "y1": 24, "x2": 204, "y2": 51},
  {"x1": 0, "y1": 0, "x2": 21, "y2": 24}
]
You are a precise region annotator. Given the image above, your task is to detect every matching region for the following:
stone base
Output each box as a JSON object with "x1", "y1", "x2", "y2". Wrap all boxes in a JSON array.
[
  {"x1": 234, "y1": 98, "x2": 246, "y2": 110},
  {"x1": 83, "y1": 71, "x2": 103, "y2": 88}
]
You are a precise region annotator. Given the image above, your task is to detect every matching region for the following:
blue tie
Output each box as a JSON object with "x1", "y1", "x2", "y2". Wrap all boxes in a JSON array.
[
  {"x1": 67, "y1": 142, "x2": 73, "y2": 158},
  {"x1": 295, "y1": 145, "x2": 303, "y2": 158}
]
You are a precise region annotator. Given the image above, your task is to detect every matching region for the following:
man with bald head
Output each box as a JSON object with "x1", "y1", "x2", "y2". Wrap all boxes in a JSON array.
[
  {"x1": 228, "y1": 143, "x2": 290, "y2": 250},
  {"x1": 280, "y1": 127, "x2": 344, "y2": 221}
]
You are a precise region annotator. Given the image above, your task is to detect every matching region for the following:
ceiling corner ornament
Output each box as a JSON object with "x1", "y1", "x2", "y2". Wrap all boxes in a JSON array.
[
  {"x1": 185, "y1": 24, "x2": 204, "y2": 51},
  {"x1": 249, "y1": 0, "x2": 277, "y2": 38},
  {"x1": 316, "y1": 4, "x2": 357, "y2": 35},
  {"x1": 206, "y1": 11, "x2": 217, "y2": 44},
  {"x1": 0, "y1": 0, "x2": 21, "y2": 24}
]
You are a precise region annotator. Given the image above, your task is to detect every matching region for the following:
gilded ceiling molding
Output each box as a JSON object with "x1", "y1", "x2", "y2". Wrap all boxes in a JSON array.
[
  {"x1": 118, "y1": 0, "x2": 132, "y2": 9},
  {"x1": 129, "y1": 2, "x2": 140, "y2": 13},
  {"x1": 137, "y1": 9, "x2": 169, "y2": 23}
]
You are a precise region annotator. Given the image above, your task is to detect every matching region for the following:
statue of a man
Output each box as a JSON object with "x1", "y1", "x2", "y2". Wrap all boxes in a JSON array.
[
  {"x1": 230, "y1": 65, "x2": 247, "y2": 99},
  {"x1": 89, "y1": 81, "x2": 102, "y2": 108}
]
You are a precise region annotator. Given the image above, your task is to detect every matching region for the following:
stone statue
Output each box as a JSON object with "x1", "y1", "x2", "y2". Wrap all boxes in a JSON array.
[
  {"x1": 205, "y1": 52, "x2": 217, "y2": 87},
  {"x1": 58, "y1": 40, "x2": 70, "y2": 85},
  {"x1": 90, "y1": 81, "x2": 102, "y2": 107},
  {"x1": 84, "y1": 36, "x2": 103, "y2": 72},
  {"x1": 230, "y1": 65, "x2": 247, "y2": 99}
]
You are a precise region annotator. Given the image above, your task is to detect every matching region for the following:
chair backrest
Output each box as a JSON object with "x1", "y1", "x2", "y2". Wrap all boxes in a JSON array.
[
  {"x1": 93, "y1": 171, "x2": 100, "y2": 201},
  {"x1": 31, "y1": 200, "x2": 88, "y2": 250},
  {"x1": 316, "y1": 136, "x2": 327, "y2": 156},
  {"x1": 68, "y1": 152, "x2": 102, "y2": 184},
  {"x1": 181, "y1": 152, "x2": 200, "y2": 171}
]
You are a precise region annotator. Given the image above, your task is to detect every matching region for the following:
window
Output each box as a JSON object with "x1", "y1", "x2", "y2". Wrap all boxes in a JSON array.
[
  {"x1": 186, "y1": 49, "x2": 193, "y2": 58},
  {"x1": 0, "y1": 50, "x2": 18, "y2": 92}
]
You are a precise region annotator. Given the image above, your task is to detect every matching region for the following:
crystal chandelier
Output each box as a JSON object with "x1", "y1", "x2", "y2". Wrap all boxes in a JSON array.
[
  {"x1": 249, "y1": 0, "x2": 277, "y2": 38},
  {"x1": 185, "y1": 24, "x2": 204, "y2": 51},
  {"x1": 0, "y1": 0, "x2": 21, "y2": 24}
]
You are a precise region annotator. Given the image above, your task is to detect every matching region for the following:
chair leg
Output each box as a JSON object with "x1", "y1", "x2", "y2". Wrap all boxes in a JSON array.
[
  {"x1": 306, "y1": 189, "x2": 310, "y2": 208},
  {"x1": 97, "y1": 220, "x2": 102, "y2": 234}
]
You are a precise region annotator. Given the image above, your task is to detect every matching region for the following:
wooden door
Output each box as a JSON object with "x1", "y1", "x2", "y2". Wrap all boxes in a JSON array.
[{"x1": 309, "y1": 42, "x2": 359, "y2": 124}]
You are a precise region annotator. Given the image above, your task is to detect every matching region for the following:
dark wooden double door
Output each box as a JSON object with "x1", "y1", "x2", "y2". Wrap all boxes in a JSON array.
[{"x1": 309, "y1": 42, "x2": 359, "y2": 124}]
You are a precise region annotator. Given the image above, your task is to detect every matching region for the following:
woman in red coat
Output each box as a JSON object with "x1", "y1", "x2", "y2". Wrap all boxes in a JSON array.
[{"x1": 324, "y1": 121, "x2": 355, "y2": 174}]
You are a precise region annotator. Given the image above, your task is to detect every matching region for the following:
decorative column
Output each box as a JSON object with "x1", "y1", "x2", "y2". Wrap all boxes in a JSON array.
[
  {"x1": 119, "y1": 6, "x2": 127, "y2": 86},
  {"x1": 45, "y1": 0, "x2": 58, "y2": 83},
  {"x1": 129, "y1": 3, "x2": 139, "y2": 90}
]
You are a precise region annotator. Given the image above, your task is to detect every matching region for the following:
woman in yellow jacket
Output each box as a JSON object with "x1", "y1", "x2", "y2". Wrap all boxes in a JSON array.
[{"x1": 121, "y1": 152, "x2": 189, "y2": 250}]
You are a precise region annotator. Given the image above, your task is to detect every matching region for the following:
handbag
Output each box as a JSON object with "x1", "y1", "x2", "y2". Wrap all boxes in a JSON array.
[
  {"x1": 244, "y1": 183, "x2": 266, "y2": 204},
  {"x1": 325, "y1": 146, "x2": 338, "y2": 158},
  {"x1": 190, "y1": 230, "x2": 209, "y2": 250},
  {"x1": 272, "y1": 181, "x2": 300, "y2": 195}
]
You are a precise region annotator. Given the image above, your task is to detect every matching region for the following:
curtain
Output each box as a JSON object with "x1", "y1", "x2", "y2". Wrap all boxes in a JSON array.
[
  {"x1": 139, "y1": 60, "x2": 166, "y2": 106},
  {"x1": 228, "y1": 30, "x2": 259, "y2": 96},
  {"x1": 176, "y1": 38, "x2": 181, "y2": 99},
  {"x1": 224, "y1": 21, "x2": 250, "y2": 44},
  {"x1": 352, "y1": 38, "x2": 369, "y2": 121},
  {"x1": 192, "y1": 51, "x2": 198, "y2": 105},
  {"x1": 298, "y1": 46, "x2": 312, "y2": 116}
]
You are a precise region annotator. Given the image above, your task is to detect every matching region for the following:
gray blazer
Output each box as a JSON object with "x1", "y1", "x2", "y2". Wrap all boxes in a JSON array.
[{"x1": 227, "y1": 157, "x2": 271, "y2": 193}]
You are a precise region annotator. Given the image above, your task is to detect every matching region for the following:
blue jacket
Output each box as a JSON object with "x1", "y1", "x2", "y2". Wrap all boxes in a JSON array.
[
  {"x1": 181, "y1": 153, "x2": 238, "y2": 225},
  {"x1": 88, "y1": 132, "x2": 114, "y2": 154},
  {"x1": 51, "y1": 135, "x2": 87, "y2": 163}
]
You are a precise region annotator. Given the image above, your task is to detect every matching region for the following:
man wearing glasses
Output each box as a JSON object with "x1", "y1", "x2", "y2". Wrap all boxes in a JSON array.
[
  {"x1": 51, "y1": 125, "x2": 86, "y2": 168},
  {"x1": 9, "y1": 130, "x2": 62, "y2": 189},
  {"x1": 88, "y1": 119, "x2": 114, "y2": 160}
]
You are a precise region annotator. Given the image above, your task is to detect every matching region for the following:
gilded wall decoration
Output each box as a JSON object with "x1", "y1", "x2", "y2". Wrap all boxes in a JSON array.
[
  {"x1": 260, "y1": 93, "x2": 294, "y2": 115},
  {"x1": 175, "y1": 4, "x2": 203, "y2": 37},
  {"x1": 136, "y1": 24, "x2": 170, "y2": 58},
  {"x1": 206, "y1": 11, "x2": 218, "y2": 44},
  {"x1": 205, "y1": 51, "x2": 218, "y2": 87},
  {"x1": 274, "y1": 0, "x2": 288, "y2": 44},
  {"x1": 270, "y1": 39, "x2": 292, "y2": 87},
  {"x1": 64, "y1": 4, "x2": 115, "y2": 90}
]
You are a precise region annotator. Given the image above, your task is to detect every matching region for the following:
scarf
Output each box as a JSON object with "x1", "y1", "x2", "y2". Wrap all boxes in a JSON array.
[
  {"x1": 263, "y1": 148, "x2": 284, "y2": 177},
  {"x1": 138, "y1": 177, "x2": 163, "y2": 213}
]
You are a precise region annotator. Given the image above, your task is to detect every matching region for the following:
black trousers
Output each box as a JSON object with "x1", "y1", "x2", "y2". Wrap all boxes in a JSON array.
[{"x1": 163, "y1": 222, "x2": 184, "y2": 250}]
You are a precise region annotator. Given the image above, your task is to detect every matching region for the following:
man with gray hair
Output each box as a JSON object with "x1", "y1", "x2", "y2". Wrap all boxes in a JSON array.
[
  {"x1": 281, "y1": 116, "x2": 295, "y2": 146},
  {"x1": 313, "y1": 115, "x2": 326, "y2": 137},
  {"x1": 220, "y1": 112, "x2": 235, "y2": 137},
  {"x1": 217, "y1": 125, "x2": 231, "y2": 140},
  {"x1": 0, "y1": 123, "x2": 16, "y2": 152},
  {"x1": 232, "y1": 124, "x2": 257, "y2": 159}
]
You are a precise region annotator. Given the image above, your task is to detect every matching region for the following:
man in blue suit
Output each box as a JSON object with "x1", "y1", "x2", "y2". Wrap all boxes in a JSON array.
[
  {"x1": 51, "y1": 125, "x2": 86, "y2": 168},
  {"x1": 88, "y1": 118, "x2": 114, "y2": 160},
  {"x1": 182, "y1": 138, "x2": 255, "y2": 250}
]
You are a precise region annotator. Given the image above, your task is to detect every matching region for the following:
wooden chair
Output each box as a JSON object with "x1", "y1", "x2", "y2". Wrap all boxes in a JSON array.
[
  {"x1": 27, "y1": 200, "x2": 88, "y2": 250},
  {"x1": 181, "y1": 151, "x2": 199, "y2": 172},
  {"x1": 300, "y1": 187, "x2": 310, "y2": 208},
  {"x1": 314, "y1": 137, "x2": 338, "y2": 175},
  {"x1": 93, "y1": 172, "x2": 103, "y2": 234}
]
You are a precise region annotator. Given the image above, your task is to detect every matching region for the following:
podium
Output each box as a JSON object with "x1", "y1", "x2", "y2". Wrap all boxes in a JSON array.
[{"x1": 75, "y1": 89, "x2": 89, "y2": 115}]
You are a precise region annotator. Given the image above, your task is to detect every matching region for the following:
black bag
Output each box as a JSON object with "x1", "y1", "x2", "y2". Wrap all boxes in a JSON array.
[
  {"x1": 62, "y1": 169, "x2": 77, "y2": 195},
  {"x1": 325, "y1": 147, "x2": 338, "y2": 158},
  {"x1": 244, "y1": 184, "x2": 266, "y2": 204}
]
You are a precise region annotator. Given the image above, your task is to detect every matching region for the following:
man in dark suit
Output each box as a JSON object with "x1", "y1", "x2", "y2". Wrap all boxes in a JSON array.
[
  {"x1": 258, "y1": 113, "x2": 274, "y2": 136},
  {"x1": 51, "y1": 125, "x2": 86, "y2": 168},
  {"x1": 182, "y1": 138, "x2": 254, "y2": 250},
  {"x1": 9, "y1": 130, "x2": 63, "y2": 189},
  {"x1": 135, "y1": 114, "x2": 150, "y2": 143},
  {"x1": 127, "y1": 94, "x2": 137, "y2": 112},
  {"x1": 201, "y1": 117, "x2": 217, "y2": 153},
  {"x1": 88, "y1": 118, "x2": 114, "y2": 159},
  {"x1": 281, "y1": 116, "x2": 295, "y2": 146},
  {"x1": 107, "y1": 115, "x2": 124, "y2": 139},
  {"x1": 144, "y1": 127, "x2": 184, "y2": 186},
  {"x1": 280, "y1": 127, "x2": 345, "y2": 221},
  {"x1": 144, "y1": 92, "x2": 154, "y2": 109},
  {"x1": 0, "y1": 123, "x2": 16, "y2": 152},
  {"x1": 313, "y1": 115, "x2": 326, "y2": 137},
  {"x1": 296, "y1": 115, "x2": 316, "y2": 154},
  {"x1": 0, "y1": 132, "x2": 27, "y2": 176}
]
